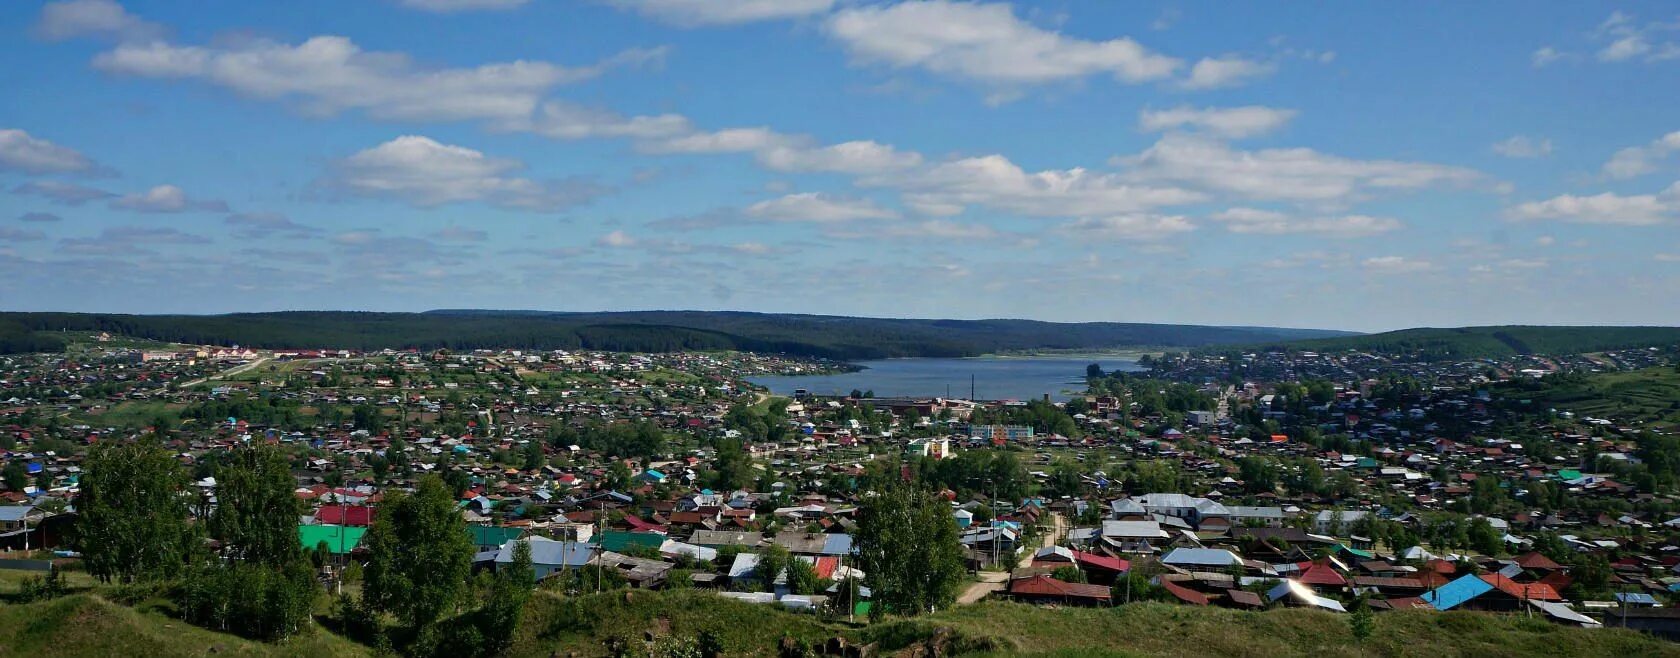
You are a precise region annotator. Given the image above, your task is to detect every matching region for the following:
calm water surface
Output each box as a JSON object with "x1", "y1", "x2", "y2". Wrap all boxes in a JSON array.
[{"x1": 747, "y1": 355, "x2": 1143, "y2": 402}]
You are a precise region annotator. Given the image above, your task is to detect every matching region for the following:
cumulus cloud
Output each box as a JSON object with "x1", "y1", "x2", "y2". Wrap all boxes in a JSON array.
[
  {"x1": 1602, "y1": 130, "x2": 1680, "y2": 179},
  {"x1": 18, "y1": 212, "x2": 64, "y2": 223},
  {"x1": 0, "y1": 227, "x2": 47, "y2": 242},
  {"x1": 887, "y1": 154, "x2": 1203, "y2": 218},
  {"x1": 606, "y1": 0, "x2": 835, "y2": 26},
  {"x1": 1115, "y1": 133, "x2": 1485, "y2": 202},
  {"x1": 731, "y1": 241, "x2": 771, "y2": 255},
  {"x1": 1138, "y1": 106, "x2": 1297, "y2": 138},
  {"x1": 224, "y1": 212, "x2": 322, "y2": 238},
  {"x1": 1208, "y1": 207, "x2": 1403, "y2": 237},
  {"x1": 397, "y1": 0, "x2": 528, "y2": 13},
  {"x1": 1592, "y1": 11, "x2": 1680, "y2": 63},
  {"x1": 1506, "y1": 182, "x2": 1678, "y2": 226},
  {"x1": 113, "y1": 185, "x2": 230, "y2": 213},
  {"x1": 93, "y1": 34, "x2": 666, "y2": 124},
  {"x1": 746, "y1": 192, "x2": 900, "y2": 223},
  {"x1": 432, "y1": 226, "x2": 489, "y2": 242},
  {"x1": 1531, "y1": 46, "x2": 1569, "y2": 67},
  {"x1": 595, "y1": 230, "x2": 638, "y2": 248},
  {"x1": 757, "y1": 140, "x2": 923, "y2": 174},
  {"x1": 328, "y1": 136, "x2": 609, "y2": 210},
  {"x1": 60, "y1": 226, "x2": 210, "y2": 255},
  {"x1": 1361, "y1": 256, "x2": 1436, "y2": 273},
  {"x1": 528, "y1": 102, "x2": 693, "y2": 140},
  {"x1": 34, "y1": 0, "x2": 165, "y2": 42},
  {"x1": 1491, "y1": 135, "x2": 1554, "y2": 159},
  {"x1": 0, "y1": 129, "x2": 105, "y2": 175},
  {"x1": 824, "y1": 1, "x2": 1180, "y2": 88},
  {"x1": 1055, "y1": 215, "x2": 1196, "y2": 241},
  {"x1": 1180, "y1": 56, "x2": 1276, "y2": 89},
  {"x1": 11, "y1": 180, "x2": 115, "y2": 205}
]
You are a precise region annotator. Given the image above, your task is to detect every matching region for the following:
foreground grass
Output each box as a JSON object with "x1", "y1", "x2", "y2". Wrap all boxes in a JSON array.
[
  {"x1": 2, "y1": 589, "x2": 1677, "y2": 657},
  {"x1": 0, "y1": 594, "x2": 368, "y2": 658}
]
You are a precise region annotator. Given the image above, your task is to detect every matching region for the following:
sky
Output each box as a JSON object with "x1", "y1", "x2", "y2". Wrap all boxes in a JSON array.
[{"x1": 1, "y1": 0, "x2": 1678, "y2": 332}]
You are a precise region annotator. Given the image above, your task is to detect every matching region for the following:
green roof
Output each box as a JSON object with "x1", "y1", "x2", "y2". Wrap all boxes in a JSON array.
[
  {"x1": 299, "y1": 524, "x2": 366, "y2": 555},
  {"x1": 1556, "y1": 469, "x2": 1584, "y2": 481},
  {"x1": 467, "y1": 525, "x2": 526, "y2": 547},
  {"x1": 595, "y1": 530, "x2": 665, "y2": 552},
  {"x1": 1334, "y1": 544, "x2": 1375, "y2": 560}
]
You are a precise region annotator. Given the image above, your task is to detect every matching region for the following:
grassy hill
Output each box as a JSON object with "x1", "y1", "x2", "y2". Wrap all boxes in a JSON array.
[
  {"x1": 0, "y1": 310, "x2": 1352, "y2": 359},
  {"x1": 1497, "y1": 366, "x2": 1680, "y2": 429},
  {"x1": 4, "y1": 590, "x2": 1674, "y2": 658},
  {"x1": 1249, "y1": 326, "x2": 1680, "y2": 361}
]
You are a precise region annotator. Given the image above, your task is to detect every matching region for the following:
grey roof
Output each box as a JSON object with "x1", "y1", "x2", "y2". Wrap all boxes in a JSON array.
[
  {"x1": 1226, "y1": 506, "x2": 1285, "y2": 519},
  {"x1": 1100, "y1": 520, "x2": 1169, "y2": 540},
  {"x1": 1161, "y1": 548, "x2": 1243, "y2": 567},
  {"x1": 497, "y1": 538, "x2": 592, "y2": 567},
  {"x1": 689, "y1": 530, "x2": 763, "y2": 547},
  {"x1": 0, "y1": 506, "x2": 35, "y2": 522}
]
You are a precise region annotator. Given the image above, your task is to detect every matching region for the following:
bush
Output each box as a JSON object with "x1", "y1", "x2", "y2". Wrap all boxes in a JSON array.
[{"x1": 177, "y1": 561, "x2": 317, "y2": 641}]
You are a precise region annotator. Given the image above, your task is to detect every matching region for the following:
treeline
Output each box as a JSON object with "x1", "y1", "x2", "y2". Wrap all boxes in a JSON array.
[
  {"x1": 0, "y1": 310, "x2": 1351, "y2": 357},
  {"x1": 1242, "y1": 325, "x2": 1680, "y2": 361}
]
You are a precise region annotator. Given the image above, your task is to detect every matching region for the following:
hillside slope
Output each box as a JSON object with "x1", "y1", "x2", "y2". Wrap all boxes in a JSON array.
[
  {"x1": 0, "y1": 310, "x2": 1353, "y2": 358},
  {"x1": 1246, "y1": 325, "x2": 1680, "y2": 361}
]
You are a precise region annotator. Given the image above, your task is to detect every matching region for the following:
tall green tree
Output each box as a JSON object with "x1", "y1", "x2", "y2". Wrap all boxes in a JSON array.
[
  {"x1": 210, "y1": 444, "x2": 304, "y2": 565},
  {"x1": 363, "y1": 475, "x2": 475, "y2": 629},
  {"x1": 76, "y1": 438, "x2": 195, "y2": 583},
  {"x1": 854, "y1": 484, "x2": 965, "y2": 618}
]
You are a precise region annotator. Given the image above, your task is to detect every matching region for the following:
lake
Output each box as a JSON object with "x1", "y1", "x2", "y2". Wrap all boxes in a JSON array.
[{"x1": 746, "y1": 355, "x2": 1144, "y2": 402}]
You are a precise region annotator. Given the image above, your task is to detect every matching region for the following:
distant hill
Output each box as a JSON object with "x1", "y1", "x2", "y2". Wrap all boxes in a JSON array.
[
  {"x1": 0, "y1": 310, "x2": 1352, "y2": 359},
  {"x1": 1243, "y1": 325, "x2": 1680, "y2": 361}
]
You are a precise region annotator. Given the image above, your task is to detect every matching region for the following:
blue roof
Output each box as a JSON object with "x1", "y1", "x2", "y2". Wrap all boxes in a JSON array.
[
  {"x1": 822, "y1": 533, "x2": 854, "y2": 556},
  {"x1": 25, "y1": 463, "x2": 42, "y2": 474},
  {"x1": 1617, "y1": 592, "x2": 1659, "y2": 605},
  {"x1": 1422, "y1": 574, "x2": 1495, "y2": 611},
  {"x1": 498, "y1": 538, "x2": 593, "y2": 567}
]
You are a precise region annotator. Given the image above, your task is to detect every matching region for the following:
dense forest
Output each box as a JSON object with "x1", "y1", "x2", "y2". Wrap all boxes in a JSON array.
[
  {"x1": 0, "y1": 310, "x2": 1351, "y2": 358},
  {"x1": 1244, "y1": 325, "x2": 1680, "y2": 361}
]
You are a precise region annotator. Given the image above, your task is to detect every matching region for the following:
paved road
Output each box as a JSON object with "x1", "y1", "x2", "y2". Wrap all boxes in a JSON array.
[{"x1": 176, "y1": 356, "x2": 271, "y2": 389}]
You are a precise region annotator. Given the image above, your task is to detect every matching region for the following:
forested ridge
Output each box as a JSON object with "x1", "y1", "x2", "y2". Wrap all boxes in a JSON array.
[
  {"x1": 1242, "y1": 325, "x2": 1680, "y2": 361},
  {"x1": 0, "y1": 310, "x2": 1351, "y2": 358}
]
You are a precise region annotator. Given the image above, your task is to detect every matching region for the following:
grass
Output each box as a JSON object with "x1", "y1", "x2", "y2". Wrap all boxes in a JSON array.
[
  {"x1": 2, "y1": 588, "x2": 1675, "y2": 658},
  {"x1": 0, "y1": 594, "x2": 368, "y2": 658},
  {"x1": 1514, "y1": 366, "x2": 1680, "y2": 429}
]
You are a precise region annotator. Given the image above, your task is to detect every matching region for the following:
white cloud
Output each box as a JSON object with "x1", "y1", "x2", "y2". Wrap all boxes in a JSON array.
[
  {"x1": 94, "y1": 35, "x2": 666, "y2": 123},
  {"x1": 528, "y1": 101, "x2": 693, "y2": 140},
  {"x1": 1116, "y1": 133, "x2": 1485, "y2": 202},
  {"x1": 1602, "y1": 131, "x2": 1680, "y2": 179},
  {"x1": 1491, "y1": 135, "x2": 1554, "y2": 158},
  {"x1": 398, "y1": 0, "x2": 528, "y2": 12},
  {"x1": 11, "y1": 180, "x2": 115, "y2": 205},
  {"x1": 747, "y1": 193, "x2": 900, "y2": 223},
  {"x1": 0, "y1": 227, "x2": 47, "y2": 243},
  {"x1": 824, "y1": 1, "x2": 1180, "y2": 88},
  {"x1": 0, "y1": 129, "x2": 104, "y2": 175},
  {"x1": 113, "y1": 185, "x2": 229, "y2": 213},
  {"x1": 1055, "y1": 214, "x2": 1196, "y2": 241},
  {"x1": 1180, "y1": 56, "x2": 1276, "y2": 89},
  {"x1": 1361, "y1": 256, "x2": 1436, "y2": 273},
  {"x1": 225, "y1": 212, "x2": 321, "y2": 238},
  {"x1": 329, "y1": 135, "x2": 608, "y2": 210},
  {"x1": 731, "y1": 241, "x2": 771, "y2": 255},
  {"x1": 1531, "y1": 46, "x2": 1568, "y2": 67},
  {"x1": 595, "y1": 230, "x2": 638, "y2": 248},
  {"x1": 432, "y1": 226, "x2": 489, "y2": 242},
  {"x1": 1138, "y1": 106, "x2": 1297, "y2": 138},
  {"x1": 1591, "y1": 11, "x2": 1680, "y2": 64},
  {"x1": 1506, "y1": 182, "x2": 1678, "y2": 226},
  {"x1": 888, "y1": 154, "x2": 1204, "y2": 218},
  {"x1": 18, "y1": 212, "x2": 64, "y2": 223},
  {"x1": 757, "y1": 140, "x2": 923, "y2": 174},
  {"x1": 606, "y1": 0, "x2": 835, "y2": 26},
  {"x1": 1208, "y1": 207, "x2": 1402, "y2": 237},
  {"x1": 34, "y1": 0, "x2": 165, "y2": 42},
  {"x1": 641, "y1": 127, "x2": 796, "y2": 154}
]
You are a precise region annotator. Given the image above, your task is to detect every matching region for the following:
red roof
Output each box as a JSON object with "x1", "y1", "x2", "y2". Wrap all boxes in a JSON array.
[
  {"x1": 1009, "y1": 575, "x2": 1112, "y2": 601},
  {"x1": 1514, "y1": 551, "x2": 1563, "y2": 571},
  {"x1": 1159, "y1": 580, "x2": 1211, "y2": 606},
  {"x1": 811, "y1": 556, "x2": 840, "y2": 580},
  {"x1": 315, "y1": 504, "x2": 374, "y2": 526},
  {"x1": 1073, "y1": 549, "x2": 1130, "y2": 573},
  {"x1": 1297, "y1": 561, "x2": 1348, "y2": 587},
  {"x1": 1479, "y1": 575, "x2": 1562, "y2": 601}
]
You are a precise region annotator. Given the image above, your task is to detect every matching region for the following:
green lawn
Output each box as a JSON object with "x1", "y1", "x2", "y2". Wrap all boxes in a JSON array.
[{"x1": 1518, "y1": 366, "x2": 1680, "y2": 429}]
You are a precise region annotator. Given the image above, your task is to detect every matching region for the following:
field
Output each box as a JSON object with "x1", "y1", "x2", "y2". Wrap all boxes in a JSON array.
[
  {"x1": 1510, "y1": 366, "x2": 1680, "y2": 429},
  {"x1": 3, "y1": 587, "x2": 1675, "y2": 658}
]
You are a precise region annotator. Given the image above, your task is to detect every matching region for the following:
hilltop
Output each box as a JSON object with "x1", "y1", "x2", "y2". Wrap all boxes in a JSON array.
[
  {"x1": 2, "y1": 591, "x2": 1673, "y2": 658},
  {"x1": 0, "y1": 311, "x2": 1352, "y2": 358},
  {"x1": 1240, "y1": 325, "x2": 1680, "y2": 361}
]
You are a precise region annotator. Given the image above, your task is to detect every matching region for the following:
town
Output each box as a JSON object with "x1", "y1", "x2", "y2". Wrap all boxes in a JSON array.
[{"x1": 5, "y1": 329, "x2": 1680, "y2": 656}]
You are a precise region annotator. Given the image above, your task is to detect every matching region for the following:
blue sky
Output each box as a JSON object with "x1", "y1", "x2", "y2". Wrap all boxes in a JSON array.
[{"x1": 1, "y1": 0, "x2": 1678, "y2": 331}]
